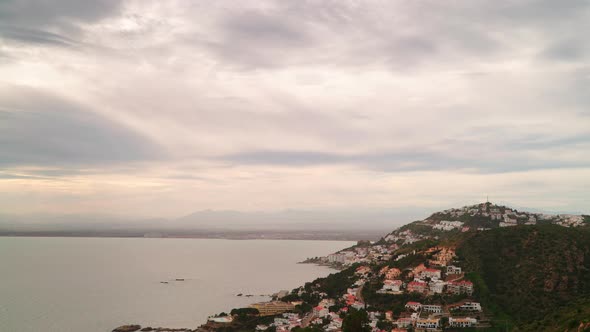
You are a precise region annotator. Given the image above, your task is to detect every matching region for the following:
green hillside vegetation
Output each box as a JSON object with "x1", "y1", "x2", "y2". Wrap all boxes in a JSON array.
[
  {"x1": 457, "y1": 225, "x2": 590, "y2": 331},
  {"x1": 206, "y1": 206, "x2": 590, "y2": 332}
]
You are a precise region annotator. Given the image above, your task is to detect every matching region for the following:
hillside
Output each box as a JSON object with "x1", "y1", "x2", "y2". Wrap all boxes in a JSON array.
[
  {"x1": 457, "y1": 225, "x2": 590, "y2": 331},
  {"x1": 170, "y1": 203, "x2": 590, "y2": 332},
  {"x1": 383, "y1": 202, "x2": 588, "y2": 245}
]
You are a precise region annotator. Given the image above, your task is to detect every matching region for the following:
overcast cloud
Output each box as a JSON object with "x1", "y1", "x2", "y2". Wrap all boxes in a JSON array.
[{"x1": 0, "y1": 0, "x2": 589, "y2": 221}]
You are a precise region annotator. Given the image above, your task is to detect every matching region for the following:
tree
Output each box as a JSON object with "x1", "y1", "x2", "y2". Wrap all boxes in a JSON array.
[
  {"x1": 342, "y1": 309, "x2": 370, "y2": 332},
  {"x1": 376, "y1": 320, "x2": 393, "y2": 330},
  {"x1": 230, "y1": 307, "x2": 259, "y2": 316}
]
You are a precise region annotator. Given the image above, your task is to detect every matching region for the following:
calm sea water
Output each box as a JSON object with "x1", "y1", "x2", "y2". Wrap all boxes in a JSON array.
[{"x1": 0, "y1": 237, "x2": 351, "y2": 332}]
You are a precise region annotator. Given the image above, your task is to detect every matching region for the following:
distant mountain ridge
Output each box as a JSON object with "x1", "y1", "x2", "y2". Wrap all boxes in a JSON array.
[
  {"x1": 0, "y1": 208, "x2": 427, "y2": 233},
  {"x1": 175, "y1": 209, "x2": 423, "y2": 231},
  {"x1": 1, "y1": 203, "x2": 587, "y2": 242},
  {"x1": 0, "y1": 208, "x2": 424, "y2": 240}
]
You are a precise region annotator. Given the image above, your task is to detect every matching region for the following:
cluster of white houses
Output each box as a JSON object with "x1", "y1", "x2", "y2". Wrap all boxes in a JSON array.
[
  {"x1": 253, "y1": 204, "x2": 562, "y2": 332},
  {"x1": 373, "y1": 245, "x2": 481, "y2": 331},
  {"x1": 397, "y1": 301, "x2": 482, "y2": 330},
  {"x1": 377, "y1": 256, "x2": 473, "y2": 297},
  {"x1": 380, "y1": 274, "x2": 473, "y2": 296},
  {"x1": 435, "y1": 203, "x2": 587, "y2": 229},
  {"x1": 223, "y1": 252, "x2": 482, "y2": 332},
  {"x1": 384, "y1": 229, "x2": 429, "y2": 245},
  {"x1": 325, "y1": 242, "x2": 402, "y2": 267}
]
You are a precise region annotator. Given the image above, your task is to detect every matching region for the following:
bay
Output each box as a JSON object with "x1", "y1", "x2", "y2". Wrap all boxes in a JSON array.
[{"x1": 0, "y1": 237, "x2": 351, "y2": 332}]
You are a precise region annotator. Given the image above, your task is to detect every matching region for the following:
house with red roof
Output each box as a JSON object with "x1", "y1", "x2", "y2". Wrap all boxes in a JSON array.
[
  {"x1": 405, "y1": 301, "x2": 422, "y2": 311},
  {"x1": 312, "y1": 305, "x2": 329, "y2": 318},
  {"x1": 355, "y1": 266, "x2": 371, "y2": 276},
  {"x1": 345, "y1": 294, "x2": 356, "y2": 305},
  {"x1": 380, "y1": 279, "x2": 403, "y2": 293},
  {"x1": 407, "y1": 280, "x2": 428, "y2": 293},
  {"x1": 386, "y1": 267, "x2": 402, "y2": 279},
  {"x1": 411, "y1": 263, "x2": 427, "y2": 277},
  {"x1": 385, "y1": 311, "x2": 394, "y2": 321}
]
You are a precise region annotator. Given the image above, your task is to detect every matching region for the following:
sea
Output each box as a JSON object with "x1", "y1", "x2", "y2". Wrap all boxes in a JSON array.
[{"x1": 0, "y1": 237, "x2": 351, "y2": 332}]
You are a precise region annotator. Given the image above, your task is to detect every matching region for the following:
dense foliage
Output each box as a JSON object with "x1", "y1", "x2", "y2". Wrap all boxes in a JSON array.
[
  {"x1": 457, "y1": 225, "x2": 590, "y2": 331},
  {"x1": 341, "y1": 308, "x2": 370, "y2": 332},
  {"x1": 304, "y1": 265, "x2": 359, "y2": 299},
  {"x1": 209, "y1": 215, "x2": 590, "y2": 332}
]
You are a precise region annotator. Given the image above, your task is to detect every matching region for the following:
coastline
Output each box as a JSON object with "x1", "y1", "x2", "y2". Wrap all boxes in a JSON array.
[
  {"x1": 112, "y1": 262, "x2": 345, "y2": 332},
  {"x1": 1, "y1": 237, "x2": 350, "y2": 332}
]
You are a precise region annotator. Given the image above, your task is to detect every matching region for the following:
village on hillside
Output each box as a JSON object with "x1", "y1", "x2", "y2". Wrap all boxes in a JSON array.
[
  {"x1": 312, "y1": 202, "x2": 586, "y2": 269},
  {"x1": 199, "y1": 203, "x2": 589, "y2": 332},
  {"x1": 204, "y1": 243, "x2": 483, "y2": 331}
]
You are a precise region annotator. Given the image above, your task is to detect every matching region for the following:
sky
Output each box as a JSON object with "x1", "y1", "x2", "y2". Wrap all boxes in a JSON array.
[{"x1": 0, "y1": 0, "x2": 589, "y2": 221}]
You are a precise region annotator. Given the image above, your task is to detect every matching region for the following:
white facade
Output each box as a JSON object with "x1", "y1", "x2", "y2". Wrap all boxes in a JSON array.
[
  {"x1": 405, "y1": 302, "x2": 422, "y2": 311},
  {"x1": 416, "y1": 318, "x2": 440, "y2": 330},
  {"x1": 449, "y1": 317, "x2": 477, "y2": 328},
  {"x1": 457, "y1": 302, "x2": 482, "y2": 312},
  {"x1": 422, "y1": 304, "x2": 443, "y2": 313},
  {"x1": 433, "y1": 220, "x2": 464, "y2": 231},
  {"x1": 327, "y1": 253, "x2": 345, "y2": 263},
  {"x1": 420, "y1": 269, "x2": 442, "y2": 279},
  {"x1": 446, "y1": 265, "x2": 462, "y2": 274},
  {"x1": 429, "y1": 280, "x2": 445, "y2": 294}
]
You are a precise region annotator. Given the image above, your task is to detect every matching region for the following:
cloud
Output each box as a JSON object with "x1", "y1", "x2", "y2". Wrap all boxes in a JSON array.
[
  {"x1": 220, "y1": 142, "x2": 590, "y2": 174},
  {"x1": 0, "y1": 0, "x2": 121, "y2": 45},
  {"x1": 182, "y1": 0, "x2": 589, "y2": 70},
  {"x1": 0, "y1": 85, "x2": 162, "y2": 168},
  {"x1": 0, "y1": 26, "x2": 78, "y2": 46},
  {"x1": 0, "y1": 1, "x2": 589, "y2": 217},
  {"x1": 0, "y1": 0, "x2": 121, "y2": 28},
  {"x1": 540, "y1": 39, "x2": 590, "y2": 62},
  {"x1": 0, "y1": 172, "x2": 49, "y2": 180}
]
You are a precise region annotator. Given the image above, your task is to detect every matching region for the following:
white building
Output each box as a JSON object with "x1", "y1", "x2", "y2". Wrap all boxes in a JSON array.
[
  {"x1": 405, "y1": 301, "x2": 422, "y2": 311},
  {"x1": 313, "y1": 306, "x2": 329, "y2": 318},
  {"x1": 429, "y1": 280, "x2": 445, "y2": 294},
  {"x1": 396, "y1": 318, "x2": 413, "y2": 328},
  {"x1": 416, "y1": 318, "x2": 440, "y2": 330},
  {"x1": 503, "y1": 214, "x2": 517, "y2": 224},
  {"x1": 446, "y1": 265, "x2": 462, "y2": 275},
  {"x1": 456, "y1": 302, "x2": 482, "y2": 312},
  {"x1": 327, "y1": 253, "x2": 345, "y2": 264},
  {"x1": 422, "y1": 304, "x2": 443, "y2": 313},
  {"x1": 433, "y1": 220, "x2": 464, "y2": 231},
  {"x1": 420, "y1": 268, "x2": 442, "y2": 279},
  {"x1": 379, "y1": 279, "x2": 402, "y2": 293},
  {"x1": 449, "y1": 317, "x2": 477, "y2": 328}
]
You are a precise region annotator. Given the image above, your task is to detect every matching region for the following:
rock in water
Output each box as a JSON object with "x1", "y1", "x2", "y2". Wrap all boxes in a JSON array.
[{"x1": 113, "y1": 325, "x2": 141, "y2": 332}]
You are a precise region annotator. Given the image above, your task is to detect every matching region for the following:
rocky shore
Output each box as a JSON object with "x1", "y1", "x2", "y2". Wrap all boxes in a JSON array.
[{"x1": 113, "y1": 320, "x2": 242, "y2": 332}]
